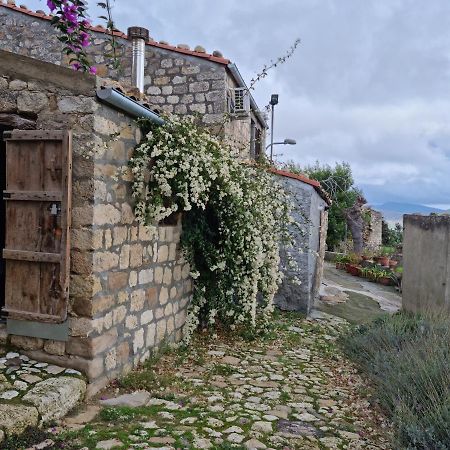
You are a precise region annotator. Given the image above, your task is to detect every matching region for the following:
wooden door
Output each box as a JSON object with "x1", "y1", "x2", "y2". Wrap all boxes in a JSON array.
[{"x1": 2, "y1": 130, "x2": 72, "y2": 323}]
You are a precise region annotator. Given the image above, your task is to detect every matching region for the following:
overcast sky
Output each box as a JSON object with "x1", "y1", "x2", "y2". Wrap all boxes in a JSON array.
[{"x1": 27, "y1": 0, "x2": 450, "y2": 207}]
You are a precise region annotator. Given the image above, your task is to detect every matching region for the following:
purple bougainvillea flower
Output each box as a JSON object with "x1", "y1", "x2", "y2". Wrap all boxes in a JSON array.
[
  {"x1": 80, "y1": 31, "x2": 90, "y2": 47},
  {"x1": 89, "y1": 66, "x2": 97, "y2": 75},
  {"x1": 71, "y1": 62, "x2": 82, "y2": 71},
  {"x1": 46, "y1": 0, "x2": 56, "y2": 11}
]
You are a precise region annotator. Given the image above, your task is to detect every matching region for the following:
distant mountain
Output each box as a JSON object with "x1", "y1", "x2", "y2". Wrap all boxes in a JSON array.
[{"x1": 373, "y1": 202, "x2": 447, "y2": 225}]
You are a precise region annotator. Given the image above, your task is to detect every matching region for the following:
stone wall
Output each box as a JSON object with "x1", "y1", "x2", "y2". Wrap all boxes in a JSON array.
[
  {"x1": 363, "y1": 207, "x2": 382, "y2": 251},
  {"x1": 403, "y1": 214, "x2": 450, "y2": 314},
  {"x1": 0, "y1": 5, "x2": 266, "y2": 156},
  {"x1": 0, "y1": 51, "x2": 191, "y2": 395},
  {"x1": 274, "y1": 176, "x2": 328, "y2": 314}
]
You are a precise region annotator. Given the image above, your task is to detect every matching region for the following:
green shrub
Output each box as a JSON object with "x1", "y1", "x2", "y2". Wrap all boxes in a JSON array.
[{"x1": 341, "y1": 311, "x2": 450, "y2": 449}]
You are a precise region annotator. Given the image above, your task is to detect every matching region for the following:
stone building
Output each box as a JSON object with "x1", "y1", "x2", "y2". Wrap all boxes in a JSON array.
[
  {"x1": 362, "y1": 206, "x2": 383, "y2": 251},
  {"x1": 0, "y1": 1, "x2": 330, "y2": 397},
  {"x1": 0, "y1": 49, "x2": 192, "y2": 395},
  {"x1": 271, "y1": 169, "x2": 331, "y2": 314},
  {"x1": 0, "y1": 1, "x2": 267, "y2": 158}
]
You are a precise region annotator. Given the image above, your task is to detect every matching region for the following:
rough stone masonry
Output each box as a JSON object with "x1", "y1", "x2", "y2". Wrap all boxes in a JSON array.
[
  {"x1": 0, "y1": 50, "x2": 192, "y2": 396},
  {"x1": 0, "y1": 2, "x2": 267, "y2": 155}
]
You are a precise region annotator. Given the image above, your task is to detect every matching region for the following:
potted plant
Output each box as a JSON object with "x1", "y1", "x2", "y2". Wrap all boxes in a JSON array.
[
  {"x1": 389, "y1": 259, "x2": 398, "y2": 269},
  {"x1": 348, "y1": 265, "x2": 362, "y2": 276},
  {"x1": 335, "y1": 254, "x2": 347, "y2": 270},
  {"x1": 377, "y1": 247, "x2": 393, "y2": 267},
  {"x1": 366, "y1": 266, "x2": 385, "y2": 283},
  {"x1": 361, "y1": 250, "x2": 374, "y2": 261},
  {"x1": 378, "y1": 269, "x2": 394, "y2": 286}
]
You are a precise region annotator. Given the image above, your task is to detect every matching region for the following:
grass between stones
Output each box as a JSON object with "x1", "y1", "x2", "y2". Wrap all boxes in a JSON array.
[{"x1": 6, "y1": 311, "x2": 393, "y2": 449}]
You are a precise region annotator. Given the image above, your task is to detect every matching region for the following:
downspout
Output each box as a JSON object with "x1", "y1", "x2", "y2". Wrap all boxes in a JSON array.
[{"x1": 96, "y1": 87, "x2": 165, "y2": 125}]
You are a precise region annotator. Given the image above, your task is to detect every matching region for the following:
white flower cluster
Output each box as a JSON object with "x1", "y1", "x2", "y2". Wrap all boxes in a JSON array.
[{"x1": 130, "y1": 115, "x2": 297, "y2": 342}]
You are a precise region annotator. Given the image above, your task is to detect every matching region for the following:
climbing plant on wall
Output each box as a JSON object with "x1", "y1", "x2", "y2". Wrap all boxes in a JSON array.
[
  {"x1": 130, "y1": 115, "x2": 297, "y2": 342},
  {"x1": 46, "y1": 0, "x2": 96, "y2": 73}
]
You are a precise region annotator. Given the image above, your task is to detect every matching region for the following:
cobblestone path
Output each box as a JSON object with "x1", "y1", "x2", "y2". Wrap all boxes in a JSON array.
[{"x1": 51, "y1": 312, "x2": 391, "y2": 450}]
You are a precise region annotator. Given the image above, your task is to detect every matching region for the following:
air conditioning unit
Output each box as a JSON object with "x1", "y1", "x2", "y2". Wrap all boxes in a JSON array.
[{"x1": 231, "y1": 88, "x2": 250, "y2": 115}]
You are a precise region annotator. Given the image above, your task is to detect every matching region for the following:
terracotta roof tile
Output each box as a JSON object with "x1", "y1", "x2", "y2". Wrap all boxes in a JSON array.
[
  {"x1": 0, "y1": 2, "x2": 230, "y2": 65},
  {"x1": 269, "y1": 168, "x2": 332, "y2": 205}
]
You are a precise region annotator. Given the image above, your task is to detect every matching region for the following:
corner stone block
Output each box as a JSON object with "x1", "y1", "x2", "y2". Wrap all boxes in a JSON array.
[
  {"x1": 91, "y1": 294, "x2": 115, "y2": 316},
  {"x1": 22, "y1": 377, "x2": 87, "y2": 422},
  {"x1": 66, "y1": 328, "x2": 118, "y2": 358},
  {"x1": 0, "y1": 404, "x2": 39, "y2": 435}
]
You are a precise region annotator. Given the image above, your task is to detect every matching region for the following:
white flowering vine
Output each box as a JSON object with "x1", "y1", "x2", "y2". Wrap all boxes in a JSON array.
[{"x1": 130, "y1": 115, "x2": 297, "y2": 342}]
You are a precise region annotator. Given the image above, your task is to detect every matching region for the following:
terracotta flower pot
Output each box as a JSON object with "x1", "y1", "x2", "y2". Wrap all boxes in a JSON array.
[
  {"x1": 379, "y1": 256, "x2": 390, "y2": 267},
  {"x1": 378, "y1": 276, "x2": 392, "y2": 286},
  {"x1": 348, "y1": 265, "x2": 362, "y2": 276},
  {"x1": 389, "y1": 260, "x2": 398, "y2": 269}
]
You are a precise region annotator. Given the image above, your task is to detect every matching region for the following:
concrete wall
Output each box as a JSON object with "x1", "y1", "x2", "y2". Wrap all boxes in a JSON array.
[
  {"x1": 274, "y1": 176, "x2": 328, "y2": 314},
  {"x1": 403, "y1": 214, "x2": 450, "y2": 313},
  {"x1": 0, "y1": 51, "x2": 191, "y2": 395}
]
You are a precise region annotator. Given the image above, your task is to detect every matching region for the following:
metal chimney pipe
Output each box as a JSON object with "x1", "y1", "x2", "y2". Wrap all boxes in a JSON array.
[{"x1": 127, "y1": 26, "x2": 149, "y2": 93}]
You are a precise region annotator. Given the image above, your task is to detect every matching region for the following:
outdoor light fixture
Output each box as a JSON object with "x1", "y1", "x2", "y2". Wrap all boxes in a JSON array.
[
  {"x1": 265, "y1": 139, "x2": 297, "y2": 151},
  {"x1": 269, "y1": 94, "x2": 280, "y2": 161}
]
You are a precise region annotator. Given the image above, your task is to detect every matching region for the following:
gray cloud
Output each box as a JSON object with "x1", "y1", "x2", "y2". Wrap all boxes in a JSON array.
[{"x1": 25, "y1": 0, "x2": 450, "y2": 206}]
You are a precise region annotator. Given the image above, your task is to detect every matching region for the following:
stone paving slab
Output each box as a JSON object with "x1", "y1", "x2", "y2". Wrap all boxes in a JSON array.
[
  {"x1": 0, "y1": 349, "x2": 87, "y2": 442},
  {"x1": 45, "y1": 312, "x2": 392, "y2": 449}
]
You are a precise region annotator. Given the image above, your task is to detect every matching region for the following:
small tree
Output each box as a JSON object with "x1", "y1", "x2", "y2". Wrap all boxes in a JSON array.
[
  {"x1": 382, "y1": 220, "x2": 403, "y2": 247},
  {"x1": 286, "y1": 161, "x2": 360, "y2": 250}
]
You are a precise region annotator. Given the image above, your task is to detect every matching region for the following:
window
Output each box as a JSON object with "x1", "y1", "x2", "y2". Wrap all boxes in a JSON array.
[{"x1": 228, "y1": 88, "x2": 249, "y2": 115}]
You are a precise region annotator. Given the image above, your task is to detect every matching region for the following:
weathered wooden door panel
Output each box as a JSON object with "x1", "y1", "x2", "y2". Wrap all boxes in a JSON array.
[{"x1": 2, "y1": 130, "x2": 72, "y2": 323}]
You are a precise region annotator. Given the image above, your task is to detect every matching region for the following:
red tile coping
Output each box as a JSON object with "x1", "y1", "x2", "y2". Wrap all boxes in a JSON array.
[
  {"x1": 0, "y1": 2, "x2": 230, "y2": 65},
  {"x1": 269, "y1": 168, "x2": 332, "y2": 205}
]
